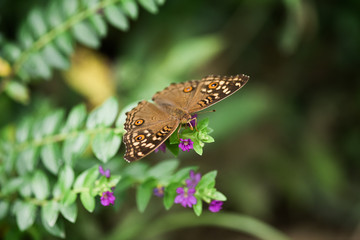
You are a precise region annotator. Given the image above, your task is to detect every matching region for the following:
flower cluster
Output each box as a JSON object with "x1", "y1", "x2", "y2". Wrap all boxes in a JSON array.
[
  {"x1": 153, "y1": 185, "x2": 165, "y2": 197},
  {"x1": 174, "y1": 170, "x2": 223, "y2": 212},
  {"x1": 98, "y1": 166, "x2": 116, "y2": 206},
  {"x1": 178, "y1": 138, "x2": 194, "y2": 152}
]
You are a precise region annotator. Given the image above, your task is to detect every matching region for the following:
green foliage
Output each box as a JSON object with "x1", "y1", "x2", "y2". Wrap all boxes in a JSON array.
[
  {"x1": 0, "y1": 0, "x2": 165, "y2": 103},
  {"x1": 0, "y1": 98, "x2": 124, "y2": 235}
]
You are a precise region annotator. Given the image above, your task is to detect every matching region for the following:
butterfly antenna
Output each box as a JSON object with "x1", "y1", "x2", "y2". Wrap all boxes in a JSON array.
[{"x1": 197, "y1": 109, "x2": 216, "y2": 114}]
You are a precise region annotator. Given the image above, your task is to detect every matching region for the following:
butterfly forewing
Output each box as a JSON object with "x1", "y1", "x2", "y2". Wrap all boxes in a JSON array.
[
  {"x1": 186, "y1": 74, "x2": 249, "y2": 113},
  {"x1": 152, "y1": 80, "x2": 200, "y2": 110},
  {"x1": 123, "y1": 101, "x2": 179, "y2": 162}
]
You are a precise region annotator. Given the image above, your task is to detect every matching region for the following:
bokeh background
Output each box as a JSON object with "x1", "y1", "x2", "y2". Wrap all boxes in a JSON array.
[{"x1": 1, "y1": 0, "x2": 360, "y2": 239}]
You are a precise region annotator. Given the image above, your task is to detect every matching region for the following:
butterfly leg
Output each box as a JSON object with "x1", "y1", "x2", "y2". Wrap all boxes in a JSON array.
[
  {"x1": 188, "y1": 117, "x2": 198, "y2": 131},
  {"x1": 177, "y1": 125, "x2": 182, "y2": 139}
]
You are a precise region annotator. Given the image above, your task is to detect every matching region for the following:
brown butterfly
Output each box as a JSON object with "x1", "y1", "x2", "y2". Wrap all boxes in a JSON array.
[{"x1": 123, "y1": 74, "x2": 249, "y2": 162}]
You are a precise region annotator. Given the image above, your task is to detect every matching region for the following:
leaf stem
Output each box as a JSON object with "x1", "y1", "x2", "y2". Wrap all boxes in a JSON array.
[{"x1": 14, "y1": 126, "x2": 125, "y2": 152}]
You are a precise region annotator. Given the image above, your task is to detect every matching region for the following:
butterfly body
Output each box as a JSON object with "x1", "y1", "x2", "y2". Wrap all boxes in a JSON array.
[{"x1": 123, "y1": 74, "x2": 249, "y2": 162}]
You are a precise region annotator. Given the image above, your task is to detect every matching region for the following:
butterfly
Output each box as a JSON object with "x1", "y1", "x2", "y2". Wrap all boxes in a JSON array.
[{"x1": 123, "y1": 74, "x2": 249, "y2": 162}]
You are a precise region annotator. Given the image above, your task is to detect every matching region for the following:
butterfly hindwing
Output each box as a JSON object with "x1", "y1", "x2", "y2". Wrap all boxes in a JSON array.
[{"x1": 123, "y1": 101, "x2": 179, "y2": 162}]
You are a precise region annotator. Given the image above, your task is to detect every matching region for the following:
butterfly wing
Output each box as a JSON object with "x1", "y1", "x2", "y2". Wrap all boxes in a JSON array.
[
  {"x1": 123, "y1": 100, "x2": 179, "y2": 162},
  {"x1": 152, "y1": 74, "x2": 249, "y2": 113},
  {"x1": 186, "y1": 74, "x2": 249, "y2": 113},
  {"x1": 152, "y1": 80, "x2": 201, "y2": 109}
]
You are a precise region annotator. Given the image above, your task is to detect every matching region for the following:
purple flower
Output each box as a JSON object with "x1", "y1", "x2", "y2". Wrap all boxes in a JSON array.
[
  {"x1": 178, "y1": 138, "x2": 194, "y2": 152},
  {"x1": 188, "y1": 114, "x2": 197, "y2": 129},
  {"x1": 174, "y1": 187, "x2": 197, "y2": 208},
  {"x1": 209, "y1": 200, "x2": 223, "y2": 212},
  {"x1": 99, "y1": 166, "x2": 111, "y2": 178},
  {"x1": 185, "y1": 170, "x2": 201, "y2": 188},
  {"x1": 154, "y1": 143, "x2": 166, "y2": 153},
  {"x1": 100, "y1": 191, "x2": 116, "y2": 206},
  {"x1": 153, "y1": 186, "x2": 165, "y2": 197}
]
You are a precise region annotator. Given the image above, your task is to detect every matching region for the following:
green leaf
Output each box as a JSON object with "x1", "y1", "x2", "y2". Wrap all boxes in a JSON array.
[
  {"x1": 16, "y1": 147, "x2": 39, "y2": 174},
  {"x1": 47, "y1": 0, "x2": 63, "y2": 27},
  {"x1": 55, "y1": 33, "x2": 74, "y2": 56},
  {"x1": 136, "y1": 178, "x2": 156, "y2": 212},
  {"x1": 155, "y1": 0, "x2": 166, "y2": 5},
  {"x1": 72, "y1": 21, "x2": 100, "y2": 48},
  {"x1": 18, "y1": 25, "x2": 34, "y2": 49},
  {"x1": 80, "y1": 192, "x2": 95, "y2": 212},
  {"x1": 42, "y1": 215, "x2": 65, "y2": 238},
  {"x1": 42, "y1": 44, "x2": 69, "y2": 70},
  {"x1": 169, "y1": 131, "x2": 179, "y2": 144},
  {"x1": 147, "y1": 159, "x2": 179, "y2": 179},
  {"x1": 121, "y1": 0, "x2": 138, "y2": 19},
  {"x1": 16, "y1": 118, "x2": 32, "y2": 143},
  {"x1": 90, "y1": 15, "x2": 107, "y2": 37},
  {"x1": 83, "y1": 166, "x2": 100, "y2": 188},
  {"x1": 1, "y1": 177, "x2": 23, "y2": 195},
  {"x1": 192, "y1": 139, "x2": 203, "y2": 155},
  {"x1": 41, "y1": 201, "x2": 59, "y2": 227},
  {"x1": 138, "y1": 0, "x2": 158, "y2": 14},
  {"x1": 74, "y1": 165, "x2": 99, "y2": 189},
  {"x1": 19, "y1": 176, "x2": 32, "y2": 197},
  {"x1": 211, "y1": 191, "x2": 227, "y2": 201},
  {"x1": 62, "y1": 190, "x2": 77, "y2": 206},
  {"x1": 31, "y1": 170, "x2": 50, "y2": 200},
  {"x1": 62, "y1": 0, "x2": 78, "y2": 17},
  {"x1": 62, "y1": 103, "x2": 87, "y2": 132},
  {"x1": 4, "y1": 81, "x2": 30, "y2": 104},
  {"x1": 62, "y1": 133, "x2": 90, "y2": 166},
  {"x1": 24, "y1": 53, "x2": 51, "y2": 79},
  {"x1": 165, "y1": 140, "x2": 179, "y2": 157},
  {"x1": 197, "y1": 118, "x2": 209, "y2": 130},
  {"x1": 2, "y1": 43, "x2": 21, "y2": 61},
  {"x1": 41, "y1": 143, "x2": 62, "y2": 174},
  {"x1": 82, "y1": 0, "x2": 98, "y2": 8},
  {"x1": 108, "y1": 175, "x2": 122, "y2": 187},
  {"x1": 86, "y1": 97, "x2": 118, "y2": 128},
  {"x1": 201, "y1": 134, "x2": 215, "y2": 143},
  {"x1": 60, "y1": 203, "x2": 77, "y2": 223},
  {"x1": 92, "y1": 131, "x2": 121, "y2": 163},
  {"x1": 197, "y1": 170, "x2": 217, "y2": 190},
  {"x1": 104, "y1": 5, "x2": 129, "y2": 31},
  {"x1": 28, "y1": 8, "x2": 47, "y2": 38},
  {"x1": 15, "y1": 201, "x2": 36, "y2": 231},
  {"x1": 0, "y1": 201, "x2": 9, "y2": 220},
  {"x1": 73, "y1": 169, "x2": 87, "y2": 189},
  {"x1": 193, "y1": 198, "x2": 202, "y2": 216},
  {"x1": 42, "y1": 110, "x2": 65, "y2": 136},
  {"x1": 163, "y1": 182, "x2": 180, "y2": 210},
  {"x1": 58, "y1": 164, "x2": 75, "y2": 191}
]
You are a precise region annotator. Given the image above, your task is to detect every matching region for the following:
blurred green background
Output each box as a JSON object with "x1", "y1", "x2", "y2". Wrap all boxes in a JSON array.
[{"x1": 1, "y1": 0, "x2": 360, "y2": 239}]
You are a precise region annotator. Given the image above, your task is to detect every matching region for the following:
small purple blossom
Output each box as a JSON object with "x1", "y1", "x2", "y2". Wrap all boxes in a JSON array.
[
  {"x1": 174, "y1": 187, "x2": 197, "y2": 208},
  {"x1": 185, "y1": 170, "x2": 201, "y2": 188},
  {"x1": 153, "y1": 185, "x2": 165, "y2": 197},
  {"x1": 188, "y1": 114, "x2": 197, "y2": 129},
  {"x1": 154, "y1": 143, "x2": 166, "y2": 153},
  {"x1": 179, "y1": 138, "x2": 194, "y2": 152},
  {"x1": 100, "y1": 191, "x2": 116, "y2": 206},
  {"x1": 209, "y1": 200, "x2": 223, "y2": 212},
  {"x1": 99, "y1": 166, "x2": 111, "y2": 178}
]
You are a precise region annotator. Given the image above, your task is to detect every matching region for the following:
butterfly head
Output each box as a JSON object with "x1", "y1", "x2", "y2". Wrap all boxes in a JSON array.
[{"x1": 180, "y1": 112, "x2": 192, "y2": 125}]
